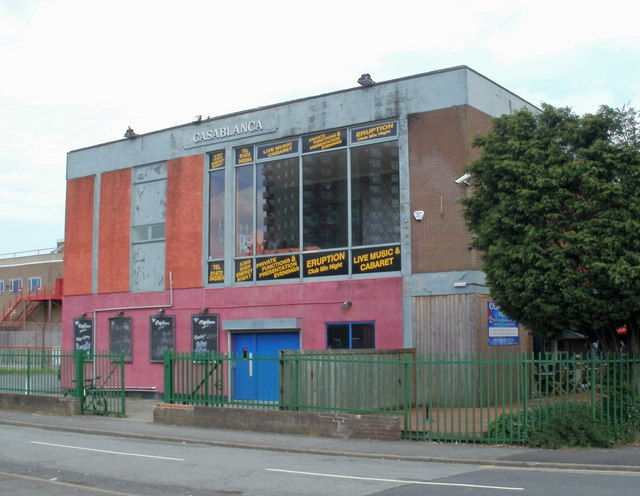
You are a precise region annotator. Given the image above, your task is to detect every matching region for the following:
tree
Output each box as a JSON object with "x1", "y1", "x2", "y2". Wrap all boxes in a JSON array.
[{"x1": 462, "y1": 104, "x2": 640, "y2": 356}]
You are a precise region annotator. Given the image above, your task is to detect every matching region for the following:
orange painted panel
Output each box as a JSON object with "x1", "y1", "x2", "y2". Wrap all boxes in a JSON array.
[
  {"x1": 166, "y1": 155, "x2": 204, "y2": 289},
  {"x1": 64, "y1": 176, "x2": 95, "y2": 296},
  {"x1": 98, "y1": 169, "x2": 131, "y2": 293}
]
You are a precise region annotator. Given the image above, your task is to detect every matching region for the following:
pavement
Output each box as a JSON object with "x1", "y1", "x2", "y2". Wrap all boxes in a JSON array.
[{"x1": 0, "y1": 398, "x2": 638, "y2": 473}]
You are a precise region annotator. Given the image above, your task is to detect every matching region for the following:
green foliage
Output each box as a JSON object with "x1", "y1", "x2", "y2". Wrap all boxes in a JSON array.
[
  {"x1": 600, "y1": 382, "x2": 640, "y2": 438},
  {"x1": 526, "y1": 403, "x2": 617, "y2": 449},
  {"x1": 488, "y1": 401, "x2": 621, "y2": 448},
  {"x1": 487, "y1": 409, "x2": 535, "y2": 442},
  {"x1": 462, "y1": 104, "x2": 640, "y2": 341}
]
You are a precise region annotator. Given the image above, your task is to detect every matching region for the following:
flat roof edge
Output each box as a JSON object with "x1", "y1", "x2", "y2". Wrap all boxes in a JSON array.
[{"x1": 68, "y1": 65, "x2": 487, "y2": 155}]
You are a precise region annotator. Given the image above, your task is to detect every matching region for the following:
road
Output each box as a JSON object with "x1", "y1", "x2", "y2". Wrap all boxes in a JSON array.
[{"x1": 0, "y1": 424, "x2": 637, "y2": 495}]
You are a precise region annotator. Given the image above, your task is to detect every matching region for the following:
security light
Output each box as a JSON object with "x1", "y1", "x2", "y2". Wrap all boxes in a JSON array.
[
  {"x1": 357, "y1": 73, "x2": 375, "y2": 87},
  {"x1": 124, "y1": 126, "x2": 138, "y2": 139},
  {"x1": 454, "y1": 173, "x2": 471, "y2": 185}
]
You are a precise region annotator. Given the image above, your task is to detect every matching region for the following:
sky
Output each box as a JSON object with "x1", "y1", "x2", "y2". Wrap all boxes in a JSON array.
[{"x1": 1, "y1": 0, "x2": 638, "y2": 255}]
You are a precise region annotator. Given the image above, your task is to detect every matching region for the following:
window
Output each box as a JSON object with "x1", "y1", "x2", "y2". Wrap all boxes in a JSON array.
[
  {"x1": 0, "y1": 280, "x2": 4, "y2": 294},
  {"x1": 208, "y1": 151, "x2": 226, "y2": 284},
  {"x1": 258, "y1": 157, "x2": 299, "y2": 253},
  {"x1": 208, "y1": 158, "x2": 226, "y2": 259},
  {"x1": 28, "y1": 277, "x2": 42, "y2": 293},
  {"x1": 131, "y1": 163, "x2": 167, "y2": 292},
  {"x1": 236, "y1": 165, "x2": 254, "y2": 256},
  {"x1": 132, "y1": 223, "x2": 165, "y2": 242},
  {"x1": 9, "y1": 278, "x2": 22, "y2": 294},
  {"x1": 351, "y1": 141, "x2": 400, "y2": 246},
  {"x1": 327, "y1": 322, "x2": 375, "y2": 349},
  {"x1": 303, "y1": 150, "x2": 348, "y2": 249},
  {"x1": 224, "y1": 121, "x2": 400, "y2": 283}
]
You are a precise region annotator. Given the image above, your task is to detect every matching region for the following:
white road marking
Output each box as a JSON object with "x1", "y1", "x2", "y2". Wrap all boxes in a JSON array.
[
  {"x1": 266, "y1": 468, "x2": 524, "y2": 491},
  {"x1": 31, "y1": 441, "x2": 184, "y2": 461}
]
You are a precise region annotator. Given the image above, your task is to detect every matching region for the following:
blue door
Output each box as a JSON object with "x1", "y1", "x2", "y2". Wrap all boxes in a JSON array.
[{"x1": 232, "y1": 332, "x2": 299, "y2": 402}]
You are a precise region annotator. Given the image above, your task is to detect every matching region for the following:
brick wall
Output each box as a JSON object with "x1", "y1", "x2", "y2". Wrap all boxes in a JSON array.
[
  {"x1": 0, "y1": 393, "x2": 80, "y2": 415},
  {"x1": 154, "y1": 403, "x2": 403, "y2": 441},
  {"x1": 408, "y1": 105, "x2": 493, "y2": 274}
]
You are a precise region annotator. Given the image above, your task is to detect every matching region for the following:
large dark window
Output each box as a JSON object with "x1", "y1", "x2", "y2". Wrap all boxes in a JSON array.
[
  {"x1": 351, "y1": 141, "x2": 400, "y2": 246},
  {"x1": 257, "y1": 157, "x2": 299, "y2": 254},
  {"x1": 302, "y1": 150, "x2": 348, "y2": 250},
  {"x1": 327, "y1": 322, "x2": 375, "y2": 349},
  {"x1": 208, "y1": 153, "x2": 225, "y2": 260},
  {"x1": 236, "y1": 165, "x2": 254, "y2": 256},
  {"x1": 224, "y1": 121, "x2": 400, "y2": 283}
]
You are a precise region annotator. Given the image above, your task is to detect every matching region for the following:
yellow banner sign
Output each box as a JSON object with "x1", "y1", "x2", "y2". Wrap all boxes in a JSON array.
[
  {"x1": 256, "y1": 254, "x2": 300, "y2": 280},
  {"x1": 235, "y1": 258, "x2": 254, "y2": 282},
  {"x1": 208, "y1": 261, "x2": 224, "y2": 283},
  {"x1": 351, "y1": 121, "x2": 397, "y2": 143},
  {"x1": 209, "y1": 151, "x2": 225, "y2": 169},
  {"x1": 235, "y1": 147, "x2": 254, "y2": 165},
  {"x1": 351, "y1": 245, "x2": 401, "y2": 274},
  {"x1": 304, "y1": 250, "x2": 348, "y2": 277}
]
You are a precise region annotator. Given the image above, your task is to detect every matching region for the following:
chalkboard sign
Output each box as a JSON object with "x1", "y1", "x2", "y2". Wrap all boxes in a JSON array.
[
  {"x1": 73, "y1": 318, "x2": 93, "y2": 351},
  {"x1": 191, "y1": 313, "x2": 219, "y2": 353},
  {"x1": 150, "y1": 315, "x2": 175, "y2": 362},
  {"x1": 109, "y1": 317, "x2": 132, "y2": 362}
]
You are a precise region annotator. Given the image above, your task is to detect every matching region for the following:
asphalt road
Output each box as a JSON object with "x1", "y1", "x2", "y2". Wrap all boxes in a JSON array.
[{"x1": 1, "y1": 422, "x2": 639, "y2": 496}]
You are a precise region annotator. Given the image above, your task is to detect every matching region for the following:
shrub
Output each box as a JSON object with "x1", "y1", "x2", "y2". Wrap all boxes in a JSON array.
[
  {"x1": 488, "y1": 401, "x2": 622, "y2": 448},
  {"x1": 599, "y1": 383, "x2": 640, "y2": 442},
  {"x1": 526, "y1": 403, "x2": 617, "y2": 449},
  {"x1": 487, "y1": 410, "x2": 535, "y2": 443}
]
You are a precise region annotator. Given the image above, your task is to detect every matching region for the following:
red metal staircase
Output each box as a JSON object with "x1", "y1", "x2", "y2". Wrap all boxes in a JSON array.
[{"x1": 1, "y1": 278, "x2": 63, "y2": 323}]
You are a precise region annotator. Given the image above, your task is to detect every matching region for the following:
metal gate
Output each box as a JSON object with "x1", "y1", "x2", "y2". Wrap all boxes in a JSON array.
[{"x1": 73, "y1": 350, "x2": 126, "y2": 416}]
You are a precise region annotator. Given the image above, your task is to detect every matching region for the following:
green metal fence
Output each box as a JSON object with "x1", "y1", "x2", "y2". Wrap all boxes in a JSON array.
[
  {"x1": 0, "y1": 348, "x2": 71, "y2": 395},
  {"x1": 0, "y1": 348, "x2": 126, "y2": 416},
  {"x1": 72, "y1": 350, "x2": 126, "y2": 416},
  {"x1": 164, "y1": 350, "x2": 639, "y2": 444}
]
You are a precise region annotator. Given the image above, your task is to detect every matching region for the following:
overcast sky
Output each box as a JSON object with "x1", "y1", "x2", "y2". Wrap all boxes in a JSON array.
[{"x1": 1, "y1": 0, "x2": 638, "y2": 255}]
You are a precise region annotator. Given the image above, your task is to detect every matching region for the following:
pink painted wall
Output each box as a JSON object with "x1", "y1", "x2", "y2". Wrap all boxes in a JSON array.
[{"x1": 63, "y1": 276, "x2": 403, "y2": 393}]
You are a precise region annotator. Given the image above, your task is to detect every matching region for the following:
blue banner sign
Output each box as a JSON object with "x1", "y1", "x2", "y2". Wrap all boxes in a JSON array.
[{"x1": 488, "y1": 301, "x2": 519, "y2": 346}]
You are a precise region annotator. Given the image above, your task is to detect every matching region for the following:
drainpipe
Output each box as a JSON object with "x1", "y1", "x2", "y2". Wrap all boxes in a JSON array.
[{"x1": 90, "y1": 271, "x2": 174, "y2": 350}]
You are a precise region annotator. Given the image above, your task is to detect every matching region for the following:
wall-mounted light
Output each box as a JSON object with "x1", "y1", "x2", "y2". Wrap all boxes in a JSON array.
[
  {"x1": 124, "y1": 126, "x2": 138, "y2": 139},
  {"x1": 78, "y1": 312, "x2": 87, "y2": 318},
  {"x1": 357, "y1": 73, "x2": 375, "y2": 87},
  {"x1": 200, "y1": 307, "x2": 209, "y2": 314},
  {"x1": 156, "y1": 309, "x2": 165, "y2": 316},
  {"x1": 454, "y1": 172, "x2": 471, "y2": 186},
  {"x1": 115, "y1": 310, "x2": 124, "y2": 317},
  {"x1": 454, "y1": 281, "x2": 487, "y2": 288},
  {"x1": 342, "y1": 301, "x2": 352, "y2": 309},
  {"x1": 413, "y1": 210, "x2": 425, "y2": 221}
]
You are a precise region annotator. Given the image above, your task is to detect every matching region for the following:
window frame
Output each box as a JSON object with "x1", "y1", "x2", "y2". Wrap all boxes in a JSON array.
[
  {"x1": 223, "y1": 120, "x2": 400, "y2": 285},
  {"x1": 9, "y1": 278, "x2": 22, "y2": 294},
  {"x1": 326, "y1": 321, "x2": 376, "y2": 350},
  {"x1": 131, "y1": 223, "x2": 166, "y2": 243},
  {"x1": 28, "y1": 276, "x2": 42, "y2": 293}
]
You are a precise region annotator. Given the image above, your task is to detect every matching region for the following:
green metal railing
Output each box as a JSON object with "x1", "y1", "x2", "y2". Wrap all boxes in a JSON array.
[
  {"x1": 72, "y1": 350, "x2": 126, "y2": 416},
  {"x1": 0, "y1": 348, "x2": 126, "y2": 416},
  {"x1": 0, "y1": 348, "x2": 71, "y2": 395},
  {"x1": 163, "y1": 350, "x2": 639, "y2": 444}
]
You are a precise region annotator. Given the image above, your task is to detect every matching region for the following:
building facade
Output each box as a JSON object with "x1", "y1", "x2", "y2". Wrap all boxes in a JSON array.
[
  {"x1": 0, "y1": 244, "x2": 64, "y2": 347},
  {"x1": 64, "y1": 66, "x2": 537, "y2": 393}
]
